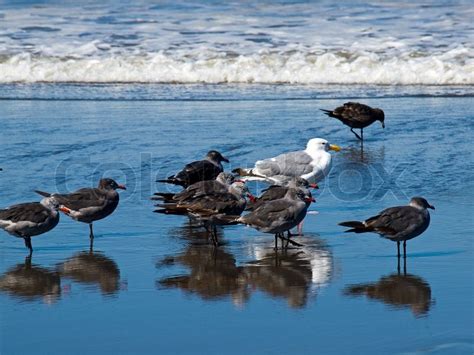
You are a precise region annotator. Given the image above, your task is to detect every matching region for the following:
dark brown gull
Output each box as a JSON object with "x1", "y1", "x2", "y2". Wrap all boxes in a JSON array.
[
  {"x1": 152, "y1": 172, "x2": 236, "y2": 203},
  {"x1": 238, "y1": 187, "x2": 315, "y2": 250},
  {"x1": 157, "y1": 150, "x2": 229, "y2": 188},
  {"x1": 321, "y1": 102, "x2": 385, "y2": 141}
]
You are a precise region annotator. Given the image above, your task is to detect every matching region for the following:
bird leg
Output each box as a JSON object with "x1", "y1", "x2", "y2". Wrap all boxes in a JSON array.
[
  {"x1": 403, "y1": 241, "x2": 407, "y2": 259},
  {"x1": 24, "y1": 236, "x2": 33, "y2": 256},
  {"x1": 297, "y1": 221, "x2": 304, "y2": 236},
  {"x1": 89, "y1": 223, "x2": 94, "y2": 240},
  {"x1": 274, "y1": 234, "x2": 278, "y2": 250},
  {"x1": 403, "y1": 254, "x2": 407, "y2": 276},
  {"x1": 361, "y1": 128, "x2": 364, "y2": 141},
  {"x1": 212, "y1": 225, "x2": 219, "y2": 247},
  {"x1": 350, "y1": 128, "x2": 363, "y2": 140},
  {"x1": 280, "y1": 234, "x2": 304, "y2": 248},
  {"x1": 397, "y1": 241, "x2": 400, "y2": 259}
]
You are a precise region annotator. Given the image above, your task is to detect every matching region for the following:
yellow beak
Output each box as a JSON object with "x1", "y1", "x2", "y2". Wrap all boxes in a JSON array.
[{"x1": 329, "y1": 144, "x2": 341, "y2": 152}]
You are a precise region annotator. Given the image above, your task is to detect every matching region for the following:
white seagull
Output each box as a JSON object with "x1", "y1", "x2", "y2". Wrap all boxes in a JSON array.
[{"x1": 233, "y1": 138, "x2": 341, "y2": 185}]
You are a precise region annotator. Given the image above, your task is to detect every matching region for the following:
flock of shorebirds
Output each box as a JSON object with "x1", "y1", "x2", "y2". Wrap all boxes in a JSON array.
[{"x1": 1, "y1": 102, "x2": 434, "y2": 260}]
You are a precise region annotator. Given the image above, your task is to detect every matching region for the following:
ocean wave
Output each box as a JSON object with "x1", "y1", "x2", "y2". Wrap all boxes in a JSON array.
[{"x1": 1, "y1": 48, "x2": 473, "y2": 85}]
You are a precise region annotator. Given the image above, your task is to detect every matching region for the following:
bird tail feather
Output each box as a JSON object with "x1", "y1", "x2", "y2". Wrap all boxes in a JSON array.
[
  {"x1": 34, "y1": 190, "x2": 52, "y2": 198},
  {"x1": 156, "y1": 177, "x2": 185, "y2": 187},
  {"x1": 151, "y1": 192, "x2": 175, "y2": 201},
  {"x1": 153, "y1": 203, "x2": 189, "y2": 215},
  {"x1": 232, "y1": 168, "x2": 267, "y2": 179},
  {"x1": 320, "y1": 109, "x2": 335, "y2": 117},
  {"x1": 207, "y1": 214, "x2": 241, "y2": 226},
  {"x1": 339, "y1": 221, "x2": 372, "y2": 233}
]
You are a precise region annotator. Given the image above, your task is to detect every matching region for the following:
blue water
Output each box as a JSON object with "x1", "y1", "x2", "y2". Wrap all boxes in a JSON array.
[
  {"x1": 1, "y1": 0, "x2": 473, "y2": 353},
  {"x1": 0, "y1": 83, "x2": 473, "y2": 354}
]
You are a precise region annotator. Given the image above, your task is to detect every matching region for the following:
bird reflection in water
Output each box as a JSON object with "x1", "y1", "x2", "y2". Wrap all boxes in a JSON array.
[
  {"x1": 158, "y1": 245, "x2": 249, "y2": 304},
  {"x1": 158, "y1": 224, "x2": 333, "y2": 309},
  {"x1": 339, "y1": 145, "x2": 385, "y2": 165},
  {"x1": 343, "y1": 269, "x2": 433, "y2": 317},
  {"x1": 0, "y1": 257, "x2": 61, "y2": 304},
  {"x1": 244, "y1": 237, "x2": 333, "y2": 308},
  {"x1": 57, "y1": 250, "x2": 123, "y2": 295}
]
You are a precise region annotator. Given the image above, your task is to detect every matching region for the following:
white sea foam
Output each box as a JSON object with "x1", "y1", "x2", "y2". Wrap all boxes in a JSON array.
[
  {"x1": 0, "y1": 1, "x2": 473, "y2": 84},
  {"x1": 1, "y1": 48, "x2": 472, "y2": 84}
]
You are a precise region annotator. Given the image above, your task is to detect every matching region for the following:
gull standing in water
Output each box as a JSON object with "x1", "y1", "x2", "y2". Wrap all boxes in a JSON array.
[
  {"x1": 0, "y1": 197, "x2": 61, "y2": 256},
  {"x1": 152, "y1": 172, "x2": 236, "y2": 203},
  {"x1": 238, "y1": 187, "x2": 315, "y2": 250},
  {"x1": 339, "y1": 197, "x2": 434, "y2": 258},
  {"x1": 157, "y1": 150, "x2": 229, "y2": 188},
  {"x1": 233, "y1": 138, "x2": 341, "y2": 185},
  {"x1": 155, "y1": 181, "x2": 253, "y2": 246},
  {"x1": 247, "y1": 177, "x2": 318, "y2": 236},
  {"x1": 320, "y1": 102, "x2": 385, "y2": 141},
  {"x1": 35, "y1": 178, "x2": 126, "y2": 247}
]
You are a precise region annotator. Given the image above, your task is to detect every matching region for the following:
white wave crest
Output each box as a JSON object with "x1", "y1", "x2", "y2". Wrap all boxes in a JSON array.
[{"x1": 1, "y1": 48, "x2": 472, "y2": 85}]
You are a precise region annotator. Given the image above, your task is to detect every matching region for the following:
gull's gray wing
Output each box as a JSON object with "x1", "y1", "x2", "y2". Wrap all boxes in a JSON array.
[
  {"x1": 54, "y1": 188, "x2": 109, "y2": 210},
  {"x1": 254, "y1": 151, "x2": 313, "y2": 177},
  {"x1": 0, "y1": 203, "x2": 49, "y2": 224},
  {"x1": 368, "y1": 206, "x2": 425, "y2": 238}
]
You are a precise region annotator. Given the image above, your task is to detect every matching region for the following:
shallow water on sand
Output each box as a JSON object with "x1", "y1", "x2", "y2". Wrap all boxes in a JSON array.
[{"x1": 0, "y1": 84, "x2": 473, "y2": 354}]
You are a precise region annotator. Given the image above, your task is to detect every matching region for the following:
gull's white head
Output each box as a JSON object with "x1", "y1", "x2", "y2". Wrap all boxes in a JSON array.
[{"x1": 306, "y1": 138, "x2": 341, "y2": 153}]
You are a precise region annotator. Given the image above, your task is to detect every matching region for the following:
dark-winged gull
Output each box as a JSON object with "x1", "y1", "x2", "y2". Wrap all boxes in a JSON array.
[
  {"x1": 339, "y1": 197, "x2": 434, "y2": 258},
  {"x1": 0, "y1": 197, "x2": 61, "y2": 255},
  {"x1": 321, "y1": 102, "x2": 385, "y2": 141},
  {"x1": 155, "y1": 181, "x2": 251, "y2": 217},
  {"x1": 248, "y1": 177, "x2": 318, "y2": 211},
  {"x1": 233, "y1": 138, "x2": 341, "y2": 185},
  {"x1": 152, "y1": 172, "x2": 237, "y2": 203},
  {"x1": 155, "y1": 182, "x2": 253, "y2": 245},
  {"x1": 247, "y1": 177, "x2": 318, "y2": 236},
  {"x1": 237, "y1": 187, "x2": 315, "y2": 250},
  {"x1": 35, "y1": 178, "x2": 126, "y2": 247},
  {"x1": 157, "y1": 150, "x2": 229, "y2": 188}
]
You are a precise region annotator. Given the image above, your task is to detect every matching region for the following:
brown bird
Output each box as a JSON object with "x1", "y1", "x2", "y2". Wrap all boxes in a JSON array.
[
  {"x1": 321, "y1": 102, "x2": 385, "y2": 140},
  {"x1": 155, "y1": 181, "x2": 253, "y2": 246},
  {"x1": 35, "y1": 178, "x2": 126, "y2": 247},
  {"x1": 238, "y1": 187, "x2": 315, "y2": 250},
  {"x1": 339, "y1": 197, "x2": 434, "y2": 258},
  {"x1": 152, "y1": 172, "x2": 237, "y2": 203},
  {"x1": 0, "y1": 197, "x2": 61, "y2": 256},
  {"x1": 157, "y1": 150, "x2": 229, "y2": 188},
  {"x1": 247, "y1": 177, "x2": 318, "y2": 211}
]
